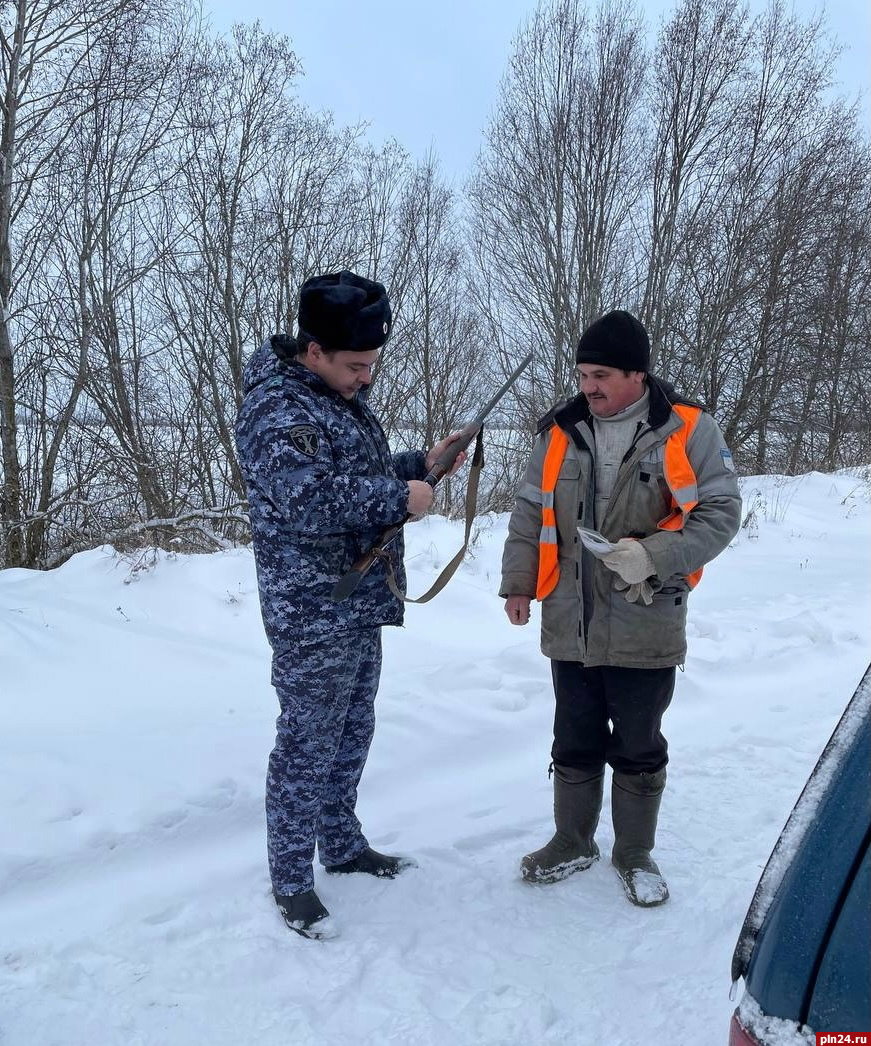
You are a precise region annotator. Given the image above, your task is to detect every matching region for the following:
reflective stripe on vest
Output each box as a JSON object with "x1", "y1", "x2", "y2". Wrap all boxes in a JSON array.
[
  {"x1": 535, "y1": 403, "x2": 704, "y2": 600},
  {"x1": 535, "y1": 426, "x2": 570, "y2": 600},
  {"x1": 659, "y1": 403, "x2": 703, "y2": 588}
]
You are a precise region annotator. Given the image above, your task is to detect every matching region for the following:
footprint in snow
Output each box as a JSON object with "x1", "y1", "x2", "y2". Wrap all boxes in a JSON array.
[
  {"x1": 142, "y1": 902, "x2": 185, "y2": 926},
  {"x1": 453, "y1": 824, "x2": 531, "y2": 853},
  {"x1": 467, "y1": 807, "x2": 500, "y2": 820}
]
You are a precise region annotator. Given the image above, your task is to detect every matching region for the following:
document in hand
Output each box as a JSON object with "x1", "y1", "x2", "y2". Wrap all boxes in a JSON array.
[{"x1": 576, "y1": 527, "x2": 620, "y2": 557}]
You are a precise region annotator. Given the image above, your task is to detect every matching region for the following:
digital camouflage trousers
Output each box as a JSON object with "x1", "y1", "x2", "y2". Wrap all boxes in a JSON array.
[{"x1": 267, "y1": 628, "x2": 382, "y2": 895}]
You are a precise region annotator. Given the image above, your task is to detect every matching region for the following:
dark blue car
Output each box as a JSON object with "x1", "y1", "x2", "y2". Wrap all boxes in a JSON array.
[{"x1": 729, "y1": 664, "x2": 870, "y2": 1045}]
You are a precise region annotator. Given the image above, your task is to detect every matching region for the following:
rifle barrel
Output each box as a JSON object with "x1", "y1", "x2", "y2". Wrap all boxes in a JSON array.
[
  {"x1": 473, "y1": 353, "x2": 533, "y2": 427},
  {"x1": 330, "y1": 351, "x2": 533, "y2": 602}
]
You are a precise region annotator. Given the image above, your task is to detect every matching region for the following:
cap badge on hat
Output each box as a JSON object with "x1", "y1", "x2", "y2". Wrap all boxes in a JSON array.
[{"x1": 383, "y1": 323, "x2": 388, "y2": 334}]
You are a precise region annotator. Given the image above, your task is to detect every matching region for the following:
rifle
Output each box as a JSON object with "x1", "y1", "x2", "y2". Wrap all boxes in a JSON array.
[{"x1": 330, "y1": 352, "x2": 533, "y2": 603}]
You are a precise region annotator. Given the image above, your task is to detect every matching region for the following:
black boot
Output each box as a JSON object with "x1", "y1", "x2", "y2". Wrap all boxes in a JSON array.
[
  {"x1": 324, "y1": 846, "x2": 417, "y2": 878},
  {"x1": 521, "y1": 767, "x2": 603, "y2": 884},
  {"x1": 274, "y1": 889, "x2": 338, "y2": 940},
  {"x1": 611, "y1": 769, "x2": 669, "y2": 907}
]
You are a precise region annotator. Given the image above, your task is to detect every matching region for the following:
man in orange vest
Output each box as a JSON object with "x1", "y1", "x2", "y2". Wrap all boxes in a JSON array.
[{"x1": 500, "y1": 310, "x2": 741, "y2": 906}]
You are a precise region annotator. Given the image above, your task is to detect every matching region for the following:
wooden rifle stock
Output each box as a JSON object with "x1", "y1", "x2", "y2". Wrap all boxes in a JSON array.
[{"x1": 330, "y1": 353, "x2": 533, "y2": 602}]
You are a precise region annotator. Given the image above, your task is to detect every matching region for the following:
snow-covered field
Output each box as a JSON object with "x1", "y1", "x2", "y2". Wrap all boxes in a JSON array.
[{"x1": 1, "y1": 471, "x2": 869, "y2": 1046}]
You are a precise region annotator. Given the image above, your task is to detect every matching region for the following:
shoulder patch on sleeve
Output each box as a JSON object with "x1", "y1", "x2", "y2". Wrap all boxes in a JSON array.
[
  {"x1": 289, "y1": 424, "x2": 320, "y2": 457},
  {"x1": 720, "y1": 447, "x2": 735, "y2": 472}
]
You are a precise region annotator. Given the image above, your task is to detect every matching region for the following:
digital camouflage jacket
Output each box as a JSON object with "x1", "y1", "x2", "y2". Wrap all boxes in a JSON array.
[{"x1": 236, "y1": 339, "x2": 426, "y2": 652}]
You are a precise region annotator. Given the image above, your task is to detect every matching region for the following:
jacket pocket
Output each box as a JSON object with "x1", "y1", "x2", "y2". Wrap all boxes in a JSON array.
[
  {"x1": 638, "y1": 452, "x2": 670, "y2": 502},
  {"x1": 608, "y1": 581, "x2": 688, "y2": 664},
  {"x1": 288, "y1": 530, "x2": 358, "y2": 580},
  {"x1": 541, "y1": 594, "x2": 583, "y2": 656},
  {"x1": 558, "y1": 456, "x2": 582, "y2": 480}
]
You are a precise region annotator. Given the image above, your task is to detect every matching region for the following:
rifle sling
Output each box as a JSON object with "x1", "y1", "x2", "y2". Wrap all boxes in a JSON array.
[{"x1": 381, "y1": 427, "x2": 485, "y2": 604}]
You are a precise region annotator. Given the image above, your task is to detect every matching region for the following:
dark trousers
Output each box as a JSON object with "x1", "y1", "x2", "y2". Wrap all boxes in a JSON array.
[
  {"x1": 550, "y1": 662, "x2": 675, "y2": 775},
  {"x1": 266, "y1": 629, "x2": 382, "y2": 896}
]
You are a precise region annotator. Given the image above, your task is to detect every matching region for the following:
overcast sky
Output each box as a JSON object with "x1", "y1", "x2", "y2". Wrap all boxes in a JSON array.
[{"x1": 203, "y1": 0, "x2": 870, "y2": 181}]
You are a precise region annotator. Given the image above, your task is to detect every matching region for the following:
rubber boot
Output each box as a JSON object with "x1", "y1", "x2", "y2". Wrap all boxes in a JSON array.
[
  {"x1": 274, "y1": 888, "x2": 339, "y2": 940},
  {"x1": 611, "y1": 768, "x2": 669, "y2": 907},
  {"x1": 520, "y1": 766, "x2": 603, "y2": 884},
  {"x1": 324, "y1": 846, "x2": 417, "y2": 878}
]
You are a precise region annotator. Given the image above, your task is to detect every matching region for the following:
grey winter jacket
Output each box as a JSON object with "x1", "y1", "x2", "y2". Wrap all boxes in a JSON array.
[
  {"x1": 235, "y1": 339, "x2": 427, "y2": 652},
  {"x1": 499, "y1": 375, "x2": 741, "y2": 668}
]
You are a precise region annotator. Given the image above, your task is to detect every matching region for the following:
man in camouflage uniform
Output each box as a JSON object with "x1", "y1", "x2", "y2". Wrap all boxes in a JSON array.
[
  {"x1": 236, "y1": 271, "x2": 463, "y2": 939},
  {"x1": 501, "y1": 311, "x2": 741, "y2": 907}
]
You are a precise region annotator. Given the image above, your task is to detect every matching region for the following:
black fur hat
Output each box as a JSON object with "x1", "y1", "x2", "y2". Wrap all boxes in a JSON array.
[
  {"x1": 576, "y1": 310, "x2": 650, "y2": 372},
  {"x1": 297, "y1": 270, "x2": 392, "y2": 352}
]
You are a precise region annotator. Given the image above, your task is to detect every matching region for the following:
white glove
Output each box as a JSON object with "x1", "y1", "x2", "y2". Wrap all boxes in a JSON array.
[
  {"x1": 601, "y1": 538, "x2": 656, "y2": 585},
  {"x1": 614, "y1": 577, "x2": 654, "y2": 605}
]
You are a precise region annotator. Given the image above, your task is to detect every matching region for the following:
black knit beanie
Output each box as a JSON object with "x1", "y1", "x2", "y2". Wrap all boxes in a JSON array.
[{"x1": 576, "y1": 310, "x2": 650, "y2": 372}]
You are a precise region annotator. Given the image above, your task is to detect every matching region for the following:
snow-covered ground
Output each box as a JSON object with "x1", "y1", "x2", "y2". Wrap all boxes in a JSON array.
[{"x1": 1, "y1": 471, "x2": 869, "y2": 1046}]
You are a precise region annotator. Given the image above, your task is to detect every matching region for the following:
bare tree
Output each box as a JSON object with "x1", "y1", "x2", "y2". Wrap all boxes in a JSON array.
[
  {"x1": 368, "y1": 154, "x2": 484, "y2": 514},
  {"x1": 638, "y1": 0, "x2": 751, "y2": 367},
  {"x1": 656, "y1": 2, "x2": 858, "y2": 474},
  {"x1": 157, "y1": 23, "x2": 372, "y2": 520},
  {"x1": 468, "y1": 0, "x2": 646, "y2": 406},
  {"x1": 2, "y1": 0, "x2": 869, "y2": 571},
  {"x1": 784, "y1": 138, "x2": 871, "y2": 472},
  {"x1": 0, "y1": 0, "x2": 175, "y2": 567}
]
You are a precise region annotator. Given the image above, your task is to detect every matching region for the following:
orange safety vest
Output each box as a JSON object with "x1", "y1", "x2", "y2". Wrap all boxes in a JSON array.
[{"x1": 536, "y1": 403, "x2": 704, "y2": 600}]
